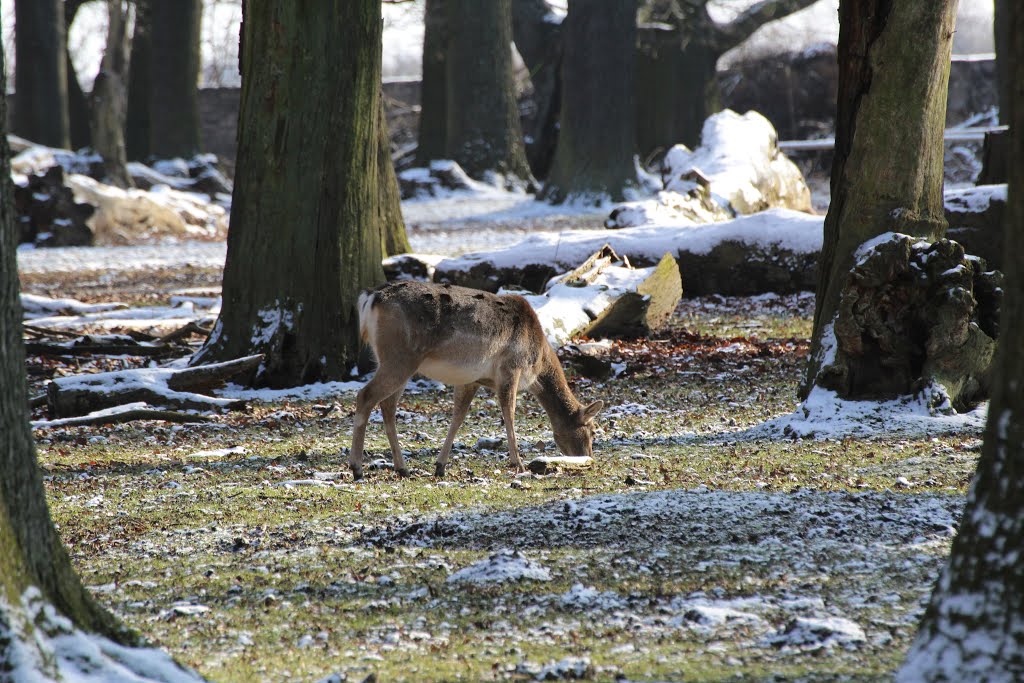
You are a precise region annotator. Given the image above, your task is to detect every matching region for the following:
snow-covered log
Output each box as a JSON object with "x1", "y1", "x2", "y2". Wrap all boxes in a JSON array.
[
  {"x1": 46, "y1": 354, "x2": 263, "y2": 418},
  {"x1": 435, "y1": 208, "x2": 823, "y2": 297},
  {"x1": 505, "y1": 246, "x2": 682, "y2": 346}
]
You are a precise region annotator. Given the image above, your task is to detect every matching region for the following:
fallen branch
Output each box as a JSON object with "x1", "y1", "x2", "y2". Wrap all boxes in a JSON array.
[
  {"x1": 25, "y1": 334, "x2": 175, "y2": 357},
  {"x1": 46, "y1": 355, "x2": 263, "y2": 418},
  {"x1": 32, "y1": 403, "x2": 213, "y2": 429}
]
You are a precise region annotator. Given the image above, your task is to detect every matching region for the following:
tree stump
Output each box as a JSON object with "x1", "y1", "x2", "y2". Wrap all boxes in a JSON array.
[
  {"x1": 13, "y1": 166, "x2": 95, "y2": 246},
  {"x1": 816, "y1": 234, "x2": 1001, "y2": 411}
]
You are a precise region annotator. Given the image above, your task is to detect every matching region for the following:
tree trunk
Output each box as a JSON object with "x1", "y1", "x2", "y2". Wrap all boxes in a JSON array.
[
  {"x1": 0, "y1": 31, "x2": 135, "y2": 662},
  {"x1": 444, "y1": 0, "x2": 533, "y2": 185},
  {"x1": 994, "y1": 0, "x2": 1011, "y2": 125},
  {"x1": 192, "y1": 0, "x2": 386, "y2": 388},
  {"x1": 148, "y1": 0, "x2": 202, "y2": 158},
  {"x1": 415, "y1": 0, "x2": 447, "y2": 166},
  {"x1": 542, "y1": 0, "x2": 638, "y2": 203},
  {"x1": 13, "y1": 0, "x2": 70, "y2": 148},
  {"x1": 897, "y1": 7, "x2": 1024, "y2": 678},
  {"x1": 801, "y1": 0, "x2": 958, "y2": 398},
  {"x1": 65, "y1": 0, "x2": 92, "y2": 150},
  {"x1": 379, "y1": 95, "x2": 411, "y2": 257},
  {"x1": 89, "y1": 0, "x2": 133, "y2": 188},
  {"x1": 511, "y1": 0, "x2": 563, "y2": 179},
  {"x1": 125, "y1": 0, "x2": 152, "y2": 161}
]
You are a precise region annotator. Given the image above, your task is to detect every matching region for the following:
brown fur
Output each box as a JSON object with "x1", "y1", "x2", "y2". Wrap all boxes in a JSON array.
[{"x1": 349, "y1": 281, "x2": 603, "y2": 479}]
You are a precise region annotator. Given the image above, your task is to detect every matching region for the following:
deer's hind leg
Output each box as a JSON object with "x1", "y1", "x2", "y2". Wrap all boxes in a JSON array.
[
  {"x1": 350, "y1": 362, "x2": 417, "y2": 481},
  {"x1": 434, "y1": 383, "x2": 479, "y2": 478},
  {"x1": 379, "y1": 388, "x2": 411, "y2": 477}
]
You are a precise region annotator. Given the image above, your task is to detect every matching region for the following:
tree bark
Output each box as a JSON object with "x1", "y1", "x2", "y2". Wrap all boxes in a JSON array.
[
  {"x1": 801, "y1": 0, "x2": 958, "y2": 398},
  {"x1": 379, "y1": 96, "x2": 411, "y2": 257},
  {"x1": 511, "y1": 0, "x2": 563, "y2": 179},
  {"x1": 0, "y1": 31, "x2": 134, "y2": 657},
  {"x1": 125, "y1": 0, "x2": 152, "y2": 160},
  {"x1": 542, "y1": 0, "x2": 637, "y2": 203},
  {"x1": 13, "y1": 0, "x2": 70, "y2": 148},
  {"x1": 148, "y1": 0, "x2": 203, "y2": 158},
  {"x1": 65, "y1": 0, "x2": 92, "y2": 150},
  {"x1": 633, "y1": 0, "x2": 818, "y2": 156},
  {"x1": 192, "y1": 0, "x2": 386, "y2": 388},
  {"x1": 89, "y1": 0, "x2": 134, "y2": 188},
  {"x1": 415, "y1": 0, "x2": 447, "y2": 166},
  {"x1": 444, "y1": 0, "x2": 533, "y2": 185},
  {"x1": 994, "y1": 0, "x2": 1011, "y2": 125},
  {"x1": 897, "y1": 7, "x2": 1024, "y2": 678}
]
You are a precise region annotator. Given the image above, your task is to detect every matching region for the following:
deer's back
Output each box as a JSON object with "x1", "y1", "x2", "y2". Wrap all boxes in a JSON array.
[{"x1": 360, "y1": 281, "x2": 549, "y2": 386}]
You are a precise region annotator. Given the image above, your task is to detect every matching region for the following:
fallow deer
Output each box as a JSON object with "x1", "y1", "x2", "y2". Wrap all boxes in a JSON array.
[{"x1": 349, "y1": 281, "x2": 603, "y2": 480}]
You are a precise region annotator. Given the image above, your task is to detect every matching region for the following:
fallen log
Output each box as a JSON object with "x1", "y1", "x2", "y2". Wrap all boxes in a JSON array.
[
  {"x1": 46, "y1": 354, "x2": 263, "y2": 418},
  {"x1": 527, "y1": 455, "x2": 594, "y2": 475},
  {"x1": 25, "y1": 333, "x2": 176, "y2": 357},
  {"x1": 511, "y1": 246, "x2": 682, "y2": 346}
]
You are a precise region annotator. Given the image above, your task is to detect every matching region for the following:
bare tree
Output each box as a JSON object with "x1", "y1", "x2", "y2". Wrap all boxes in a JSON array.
[{"x1": 14, "y1": 0, "x2": 70, "y2": 147}]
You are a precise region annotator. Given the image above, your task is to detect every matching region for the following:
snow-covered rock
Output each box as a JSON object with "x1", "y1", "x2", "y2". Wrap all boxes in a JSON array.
[{"x1": 447, "y1": 550, "x2": 552, "y2": 584}]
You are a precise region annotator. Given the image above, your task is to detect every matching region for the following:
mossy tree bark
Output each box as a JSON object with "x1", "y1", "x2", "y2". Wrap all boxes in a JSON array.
[
  {"x1": 444, "y1": 0, "x2": 533, "y2": 185},
  {"x1": 801, "y1": 0, "x2": 958, "y2": 398},
  {"x1": 0, "y1": 36, "x2": 140, "y2": 664},
  {"x1": 541, "y1": 0, "x2": 637, "y2": 204},
  {"x1": 896, "y1": 5, "x2": 1024, "y2": 678},
  {"x1": 634, "y1": 0, "x2": 817, "y2": 154},
  {"x1": 13, "y1": 0, "x2": 70, "y2": 148},
  {"x1": 415, "y1": 0, "x2": 447, "y2": 166},
  {"x1": 148, "y1": 0, "x2": 202, "y2": 158},
  {"x1": 192, "y1": 0, "x2": 386, "y2": 388},
  {"x1": 379, "y1": 96, "x2": 411, "y2": 257}
]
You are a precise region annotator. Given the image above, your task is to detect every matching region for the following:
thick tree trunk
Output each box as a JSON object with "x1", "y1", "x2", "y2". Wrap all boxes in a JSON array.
[
  {"x1": 994, "y1": 0, "x2": 1011, "y2": 125},
  {"x1": 415, "y1": 0, "x2": 447, "y2": 166},
  {"x1": 444, "y1": 0, "x2": 533, "y2": 185},
  {"x1": 511, "y1": 0, "x2": 563, "y2": 179},
  {"x1": 379, "y1": 96, "x2": 411, "y2": 257},
  {"x1": 148, "y1": 0, "x2": 202, "y2": 158},
  {"x1": 801, "y1": 0, "x2": 958, "y2": 398},
  {"x1": 0, "y1": 32, "x2": 132, "y2": 654},
  {"x1": 65, "y1": 0, "x2": 92, "y2": 150},
  {"x1": 125, "y1": 0, "x2": 152, "y2": 161},
  {"x1": 192, "y1": 0, "x2": 386, "y2": 388},
  {"x1": 89, "y1": 0, "x2": 133, "y2": 188},
  {"x1": 13, "y1": 0, "x2": 70, "y2": 148},
  {"x1": 542, "y1": 0, "x2": 637, "y2": 203},
  {"x1": 635, "y1": 24, "x2": 719, "y2": 153},
  {"x1": 897, "y1": 8, "x2": 1024, "y2": 679}
]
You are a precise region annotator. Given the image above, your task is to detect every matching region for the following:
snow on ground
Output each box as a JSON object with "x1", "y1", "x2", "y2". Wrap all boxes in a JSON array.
[{"x1": 2, "y1": 587, "x2": 205, "y2": 683}]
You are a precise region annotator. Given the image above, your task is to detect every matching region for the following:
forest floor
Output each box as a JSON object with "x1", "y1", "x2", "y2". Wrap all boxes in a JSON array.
[{"x1": 18, "y1": 218, "x2": 984, "y2": 681}]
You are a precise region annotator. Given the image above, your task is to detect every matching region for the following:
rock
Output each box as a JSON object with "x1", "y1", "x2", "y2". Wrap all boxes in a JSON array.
[
  {"x1": 944, "y1": 184, "x2": 1006, "y2": 272},
  {"x1": 14, "y1": 166, "x2": 95, "y2": 246},
  {"x1": 382, "y1": 253, "x2": 445, "y2": 282}
]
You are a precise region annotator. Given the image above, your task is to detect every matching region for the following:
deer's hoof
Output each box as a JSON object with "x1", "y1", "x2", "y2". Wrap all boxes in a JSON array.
[{"x1": 434, "y1": 462, "x2": 446, "y2": 478}]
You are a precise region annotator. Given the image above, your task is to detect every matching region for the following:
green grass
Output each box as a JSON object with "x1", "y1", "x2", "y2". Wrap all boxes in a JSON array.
[{"x1": 36, "y1": 296, "x2": 977, "y2": 682}]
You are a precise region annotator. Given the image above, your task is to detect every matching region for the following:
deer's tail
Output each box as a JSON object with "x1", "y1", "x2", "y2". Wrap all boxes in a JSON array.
[{"x1": 357, "y1": 289, "x2": 376, "y2": 344}]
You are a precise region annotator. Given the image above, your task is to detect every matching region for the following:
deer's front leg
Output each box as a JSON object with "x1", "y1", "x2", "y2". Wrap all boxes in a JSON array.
[
  {"x1": 496, "y1": 371, "x2": 525, "y2": 473},
  {"x1": 435, "y1": 384, "x2": 478, "y2": 478}
]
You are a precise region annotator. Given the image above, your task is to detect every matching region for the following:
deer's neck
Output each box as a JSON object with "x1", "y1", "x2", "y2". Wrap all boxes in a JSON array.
[{"x1": 530, "y1": 354, "x2": 580, "y2": 428}]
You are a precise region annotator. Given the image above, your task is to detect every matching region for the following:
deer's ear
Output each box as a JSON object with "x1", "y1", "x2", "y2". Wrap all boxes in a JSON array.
[{"x1": 581, "y1": 400, "x2": 604, "y2": 423}]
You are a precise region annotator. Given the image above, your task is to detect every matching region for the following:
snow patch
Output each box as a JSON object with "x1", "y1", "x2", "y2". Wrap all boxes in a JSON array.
[{"x1": 447, "y1": 550, "x2": 552, "y2": 584}]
